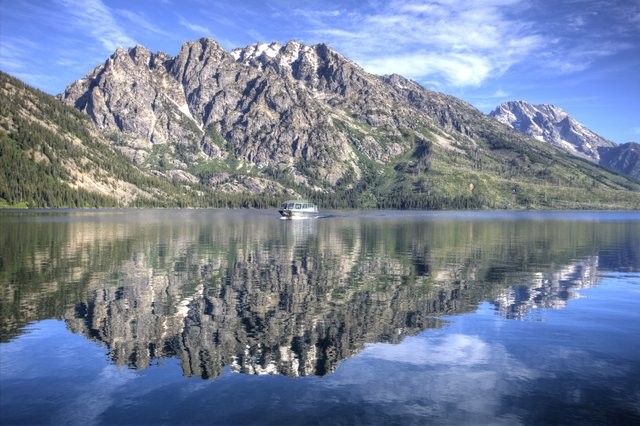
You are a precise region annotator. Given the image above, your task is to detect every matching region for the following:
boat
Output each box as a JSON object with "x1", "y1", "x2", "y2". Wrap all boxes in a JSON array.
[{"x1": 278, "y1": 200, "x2": 319, "y2": 219}]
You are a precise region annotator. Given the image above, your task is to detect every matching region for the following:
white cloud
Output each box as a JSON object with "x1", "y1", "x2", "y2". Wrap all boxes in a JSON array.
[
  {"x1": 363, "y1": 333, "x2": 492, "y2": 366},
  {"x1": 304, "y1": 0, "x2": 544, "y2": 88},
  {"x1": 57, "y1": 0, "x2": 136, "y2": 51},
  {"x1": 361, "y1": 51, "x2": 493, "y2": 87},
  {"x1": 117, "y1": 9, "x2": 172, "y2": 38},
  {"x1": 178, "y1": 15, "x2": 212, "y2": 36},
  {"x1": 330, "y1": 331, "x2": 538, "y2": 423}
]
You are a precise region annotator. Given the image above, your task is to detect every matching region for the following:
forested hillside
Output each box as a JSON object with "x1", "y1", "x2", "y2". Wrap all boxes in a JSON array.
[{"x1": 0, "y1": 72, "x2": 277, "y2": 208}]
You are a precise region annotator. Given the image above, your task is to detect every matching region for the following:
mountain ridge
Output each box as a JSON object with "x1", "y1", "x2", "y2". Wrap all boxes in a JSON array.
[
  {"x1": 490, "y1": 100, "x2": 640, "y2": 181},
  {"x1": 2, "y1": 37, "x2": 640, "y2": 209}
]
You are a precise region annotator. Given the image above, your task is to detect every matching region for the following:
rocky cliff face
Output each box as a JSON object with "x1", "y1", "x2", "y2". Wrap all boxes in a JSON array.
[
  {"x1": 57, "y1": 38, "x2": 523, "y2": 194},
  {"x1": 60, "y1": 39, "x2": 418, "y2": 189},
  {"x1": 489, "y1": 101, "x2": 616, "y2": 162},
  {"x1": 55, "y1": 38, "x2": 640, "y2": 206},
  {"x1": 0, "y1": 71, "x2": 202, "y2": 207}
]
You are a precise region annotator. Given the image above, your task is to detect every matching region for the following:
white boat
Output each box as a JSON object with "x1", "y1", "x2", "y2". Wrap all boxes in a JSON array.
[{"x1": 278, "y1": 200, "x2": 319, "y2": 219}]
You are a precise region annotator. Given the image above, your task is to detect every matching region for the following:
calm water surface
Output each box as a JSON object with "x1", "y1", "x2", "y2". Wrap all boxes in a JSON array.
[{"x1": 0, "y1": 209, "x2": 639, "y2": 425}]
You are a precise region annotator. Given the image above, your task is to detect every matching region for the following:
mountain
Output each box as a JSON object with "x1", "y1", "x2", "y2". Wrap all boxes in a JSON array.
[
  {"x1": 490, "y1": 101, "x2": 640, "y2": 181},
  {"x1": 55, "y1": 38, "x2": 640, "y2": 209},
  {"x1": 489, "y1": 101, "x2": 615, "y2": 162},
  {"x1": 599, "y1": 142, "x2": 640, "y2": 181},
  {"x1": 0, "y1": 71, "x2": 277, "y2": 208},
  {"x1": 2, "y1": 38, "x2": 640, "y2": 209}
]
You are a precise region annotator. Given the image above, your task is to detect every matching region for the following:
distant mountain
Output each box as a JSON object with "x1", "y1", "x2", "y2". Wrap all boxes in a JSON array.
[
  {"x1": 599, "y1": 142, "x2": 640, "y2": 181},
  {"x1": 490, "y1": 101, "x2": 639, "y2": 181},
  {"x1": 2, "y1": 37, "x2": 640, "y2": 209},
  {"x1": 489, "y1": 101, "x2": 615, "y2": 162}
]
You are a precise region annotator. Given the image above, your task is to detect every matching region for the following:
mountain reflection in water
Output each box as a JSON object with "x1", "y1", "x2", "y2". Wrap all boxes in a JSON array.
[{"x1": 1, "y1": 210, "x2": 638, "y2": 380}]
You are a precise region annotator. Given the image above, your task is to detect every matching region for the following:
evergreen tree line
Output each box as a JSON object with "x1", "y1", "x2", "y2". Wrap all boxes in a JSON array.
[
  {"x1": 0, "y1": 134, "x2": 119, "y2": 208},
  {"x1": 306, "y1": 186, "x2": 484, "y2": 210}
]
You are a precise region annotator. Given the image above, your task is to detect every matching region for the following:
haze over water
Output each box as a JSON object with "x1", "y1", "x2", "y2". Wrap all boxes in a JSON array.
[{"x1": 1, "y1": 209, "x2": 639, "y2": 425}]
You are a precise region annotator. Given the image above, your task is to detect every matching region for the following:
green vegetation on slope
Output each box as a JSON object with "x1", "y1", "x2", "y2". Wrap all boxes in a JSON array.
[
  {"x1": 0, "y1": 72, "x2": 276, "y2": 208},
  {"x1": 300, "y1": 118, "x2": 640, "y2": 210},
  {"x1": 1, "y1": 71, "x2": 639, "y2": 210}
]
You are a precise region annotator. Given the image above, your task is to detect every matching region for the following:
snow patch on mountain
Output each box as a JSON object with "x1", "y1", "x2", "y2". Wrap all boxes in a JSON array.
[{"x1": 164, "y1": 94, "x2": 203, "y2": 132}]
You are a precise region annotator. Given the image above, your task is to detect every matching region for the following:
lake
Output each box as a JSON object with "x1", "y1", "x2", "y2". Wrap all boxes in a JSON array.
[{"x1": 1, "y1": 209, "x2": 639, "y2": 425}]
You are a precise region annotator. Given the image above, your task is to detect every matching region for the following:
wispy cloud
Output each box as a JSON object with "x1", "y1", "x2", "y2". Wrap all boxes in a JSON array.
[
  {"x1": 493, "y1": 88, "x2": 509, "y2": 98},
  {"x1": 116, "y1": 9, "x2": 172, "y2": 38},
  {"x1": 246, "y1": 29, "x2": 267, "y2": 43},
  {"x1": 0, "y1": 36, "x2": 61, "y2": 89},
  {"x1": 532, "y1": 1, "x2": 639, "y2": 76},
  {"x1": 330, "y1": 331, "x2": 540, "y2": 419},
  {"x1": 361, "y1": 51, "x2": 494, "y2": 87},
  {"x1": 295, "y1": 0, "x2": 638, "y2": 92},
  {"x1": 302, "y1": 0, "x2": 544, "y2": 88},
  {"x1": 0, "y1": 0, "x2": 138, "y2": 93},
  {"x1": 0, "y1": 37, "x2": 37, "y2": 71},
  {"x1": 57, "y1": 0, "x2": 136, "y2": 51},
  {"x1": 540, "y1": 38, "x2": 635, "y2": 75},
  {"x1": 178, "y1": 15, "x2": 211, "y2": 36}
]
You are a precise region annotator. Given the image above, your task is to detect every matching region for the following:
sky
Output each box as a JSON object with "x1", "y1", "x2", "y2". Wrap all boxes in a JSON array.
[{"x1": 1, "y1": 0, "x2": 639, "y2": 143}]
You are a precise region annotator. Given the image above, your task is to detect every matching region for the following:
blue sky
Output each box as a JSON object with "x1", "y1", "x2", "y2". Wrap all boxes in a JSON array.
[{"x1": 1, "y1": 0, "x2": 639, "y2": 143}]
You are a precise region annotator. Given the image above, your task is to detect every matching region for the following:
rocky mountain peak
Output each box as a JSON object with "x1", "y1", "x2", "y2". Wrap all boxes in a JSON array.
[
  {"x1": 108, "y1": 45, "x2": 155, "y2": 70},
  {"x1": 490, "y1": 100, "x2": 639, "y2": 182},
  {"x1": 228, "y1": 39, "x2": 355, "y2": 90},
  {"x1": 490, "y1": 100, "x2": 615, "y2": 162},
  {"x1": 178, "y1": 37, "x2": 227, "y2": 60},
  {"x1": 128, "y1": 45, "x2": 153, "y2": 65},
  {"x1": 231, "y1": 41, "x2": 283, "y2": 63},
  {"x1": 57, "y1": 37, "x2": 508, "y2": 189},
  {"x1": 54, "y1": 37, "x2": 640, "y2": 202}
]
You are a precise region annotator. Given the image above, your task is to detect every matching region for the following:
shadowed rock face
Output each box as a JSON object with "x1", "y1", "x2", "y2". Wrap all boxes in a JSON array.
[{"x1": 599, "y1": 142, "x2": 640, "y2": 181}]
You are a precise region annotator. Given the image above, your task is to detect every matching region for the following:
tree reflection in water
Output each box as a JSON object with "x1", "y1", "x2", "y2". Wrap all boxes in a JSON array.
[{"x1": 1, "y1": 210, "x2": 637, "y2": 379}]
